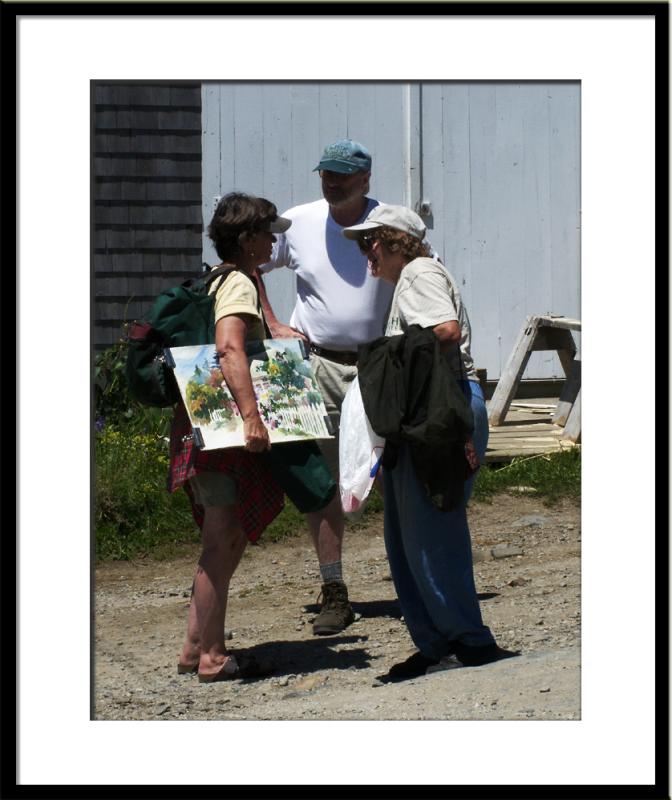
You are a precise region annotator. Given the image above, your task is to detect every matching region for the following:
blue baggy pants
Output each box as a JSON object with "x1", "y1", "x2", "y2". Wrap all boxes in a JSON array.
[{"x1": 383, "y1": 379, "x2": 495, "y2": 658}]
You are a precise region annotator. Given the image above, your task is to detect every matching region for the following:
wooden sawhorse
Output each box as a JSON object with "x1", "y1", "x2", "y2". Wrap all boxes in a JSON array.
[{"x1": 488, "y1": 315, "x2": 581, "y2": 442}]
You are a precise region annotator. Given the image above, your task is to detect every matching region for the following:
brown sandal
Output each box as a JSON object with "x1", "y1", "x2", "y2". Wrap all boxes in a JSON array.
[
  {"x1": 198, "y1": 654, "x2": 274, "y2": 683},
  {"x1": 177, "y1": 662, "x2": 198, "y2": 675}
]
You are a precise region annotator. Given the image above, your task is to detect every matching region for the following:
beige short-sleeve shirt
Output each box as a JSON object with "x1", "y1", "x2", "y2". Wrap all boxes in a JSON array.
[
  {"x1": 385, "y1": 257, "x2": 477, "y2": 381},
  {"x1": 210, "y1": 270, "x2": 266, "y2": 341}
]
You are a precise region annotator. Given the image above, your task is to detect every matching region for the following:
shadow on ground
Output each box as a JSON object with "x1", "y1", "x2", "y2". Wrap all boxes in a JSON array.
[
  {"x1": 303, "y1": 594, "x2": 498, "y2": 619},
  {"x1": 302, "y1": 599, "x2": 401, "y2": 618},
  {"x1": 235, "y1": 635, "x2": 373, "y2": 680}
]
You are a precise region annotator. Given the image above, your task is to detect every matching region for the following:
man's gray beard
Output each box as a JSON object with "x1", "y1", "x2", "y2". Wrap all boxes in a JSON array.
[{"x1": 325, "y1": 189, "x2": 367, "y2": 208}]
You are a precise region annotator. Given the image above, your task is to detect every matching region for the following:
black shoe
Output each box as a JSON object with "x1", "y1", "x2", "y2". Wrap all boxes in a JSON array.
[
  {"x1": 452, "y1": 642, "x2": 520, "y2": 667},
  {"x1": 377, "y1": 651, "x2": 438, "y2": 683}
]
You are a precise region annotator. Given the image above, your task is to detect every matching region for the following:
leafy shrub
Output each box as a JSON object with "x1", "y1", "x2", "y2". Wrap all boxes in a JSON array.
[
  {"x1": 94, "y1": 336, "x2": 172, "y2": 438},
  {"x1": 95, "y1": 429, "x2": 198, "y2": 560}
]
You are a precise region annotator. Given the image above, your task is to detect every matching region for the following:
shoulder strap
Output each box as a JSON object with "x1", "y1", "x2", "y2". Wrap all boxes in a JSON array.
[
  {"x1": 204, "y1": 264, "x2": 238, "y2": 287},
  {"x1": 246, "y1": 273, "x2": 272, "y2": 338}
]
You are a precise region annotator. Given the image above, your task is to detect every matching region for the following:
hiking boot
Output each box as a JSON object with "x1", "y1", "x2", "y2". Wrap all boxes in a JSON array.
[{"x1": 312, "y1": 582, "x2": 355, "y2": 635}]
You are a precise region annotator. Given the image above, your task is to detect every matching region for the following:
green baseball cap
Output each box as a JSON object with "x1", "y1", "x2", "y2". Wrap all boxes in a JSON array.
[{"x1": 313, "y1": 139, "x2": 372, "y2": 174}]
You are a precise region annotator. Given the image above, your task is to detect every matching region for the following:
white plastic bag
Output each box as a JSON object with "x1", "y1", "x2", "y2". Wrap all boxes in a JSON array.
[{"x1": 339, "y1": 376, "x2": 385, "y2": 516}]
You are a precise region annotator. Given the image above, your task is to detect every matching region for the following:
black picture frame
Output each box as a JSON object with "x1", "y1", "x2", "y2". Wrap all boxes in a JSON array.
[{"x1": 4, "y1": 3, "x2": 668, "y2": 798}]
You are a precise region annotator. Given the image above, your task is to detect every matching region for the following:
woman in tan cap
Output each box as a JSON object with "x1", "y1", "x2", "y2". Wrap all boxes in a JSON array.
[{"x1": 343, "y1": 205, "x2": 518, "y2": 682}]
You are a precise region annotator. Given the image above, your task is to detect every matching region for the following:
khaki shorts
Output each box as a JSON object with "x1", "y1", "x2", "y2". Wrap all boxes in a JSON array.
[
  {"x1": 310, "y1": 352, "x2": 358, "y2": 481},
  {"x1": 189, "y1": 471, "x2": 238, "y2": 507}
]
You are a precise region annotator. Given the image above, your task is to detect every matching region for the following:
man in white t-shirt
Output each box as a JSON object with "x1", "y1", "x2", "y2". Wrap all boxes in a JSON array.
[{"x1": 259, "y1": 139, "x2": 393, "y2": 635}]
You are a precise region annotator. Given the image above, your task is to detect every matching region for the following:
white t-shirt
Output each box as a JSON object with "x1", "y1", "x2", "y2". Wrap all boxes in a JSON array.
[
  {"x1": 260, "y1": 198, "x2": 394, "y2": 351},
  {"x1": 385, "y1": 257, "x2": 477, "y2": 381}
]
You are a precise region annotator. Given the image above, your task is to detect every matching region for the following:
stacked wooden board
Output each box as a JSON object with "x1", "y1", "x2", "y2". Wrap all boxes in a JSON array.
[{"x1": 485, "y1": 400, "x2": 579, "y2": 464}]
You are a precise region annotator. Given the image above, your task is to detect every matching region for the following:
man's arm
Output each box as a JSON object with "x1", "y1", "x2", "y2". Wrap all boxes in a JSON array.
[{"x1": 255, "y1": 269, "x2": 309, "y2": 342}]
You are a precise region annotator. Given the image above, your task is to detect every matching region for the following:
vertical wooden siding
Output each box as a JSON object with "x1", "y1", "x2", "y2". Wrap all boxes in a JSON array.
[
  {"x1": 201, "y1": 81, "x2": 580, "y2": 381},
  {"x1": 93, "y1": 82, "x2": 203, "y2": 351},
  {"x1": 202, "y1": 82, "x2": 409, "y2": 324},
  {"x1": 421, "y1": 83, "x2": 581, "y2": 379}
]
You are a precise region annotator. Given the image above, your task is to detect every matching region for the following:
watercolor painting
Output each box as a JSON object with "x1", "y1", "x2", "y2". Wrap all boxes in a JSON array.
[{"x1": 168, "y1": 339, "x2": 333, "y2": 450}]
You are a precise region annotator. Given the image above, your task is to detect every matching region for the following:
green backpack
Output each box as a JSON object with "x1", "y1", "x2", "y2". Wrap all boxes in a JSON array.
[{"x1": 125, "y1": 265, "x2": 257, "y2": 407}]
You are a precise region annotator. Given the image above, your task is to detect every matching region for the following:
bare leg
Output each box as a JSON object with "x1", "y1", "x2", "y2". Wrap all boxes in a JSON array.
[
  {"x1": 307, "y1": 492, "x2": 344, "y2": 565},
  {"x1": 179, "y1": 505, "x2": 248, "y2": 678},
  {"x1": 178, "y1": 595, "x2": 201, "y2": 669},
  {"x1": 308, "y1": 492, "x2": 355, "y2": 634}
]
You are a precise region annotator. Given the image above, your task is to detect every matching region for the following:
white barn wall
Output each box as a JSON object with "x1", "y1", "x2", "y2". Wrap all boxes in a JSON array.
[{"x1": 202, "y1": 81, "x2": 580, "y2": 380}]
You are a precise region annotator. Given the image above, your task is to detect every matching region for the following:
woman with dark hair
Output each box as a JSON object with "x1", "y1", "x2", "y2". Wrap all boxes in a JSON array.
[
  {"x1": 171, "y1": 192, "x2": 292, "y2": 682},
  {"x1": 343, "y1": 205, "x2": 518, "y2": 682}
]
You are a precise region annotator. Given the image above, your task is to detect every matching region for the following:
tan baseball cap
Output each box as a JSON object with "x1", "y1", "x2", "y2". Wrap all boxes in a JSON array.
[
  {"x1": 342, "y1": 205, "x2": 426, "y2": 240},
  {"x1": 264, "y1": 216, "x2": 292, "y2": 233}
]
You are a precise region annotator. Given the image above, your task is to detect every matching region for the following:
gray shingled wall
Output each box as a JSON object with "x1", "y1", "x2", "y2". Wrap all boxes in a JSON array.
[{"x1": 93, "y1": 82, "x2": 203, "y2": 351}]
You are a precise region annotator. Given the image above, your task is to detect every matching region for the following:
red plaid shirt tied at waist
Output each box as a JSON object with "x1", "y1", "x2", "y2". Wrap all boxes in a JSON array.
[{"x1": 168, "y1": 405, "x2": 284, "y2": 542}]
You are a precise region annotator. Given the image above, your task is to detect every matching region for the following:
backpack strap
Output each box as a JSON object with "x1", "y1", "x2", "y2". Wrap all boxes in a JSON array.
[
  {"x1": 204, "y1": 264, "x2": 238, "y2": 288},
  {"x1": 248, "y1": 273, "x2": 273, "y2": 339}
]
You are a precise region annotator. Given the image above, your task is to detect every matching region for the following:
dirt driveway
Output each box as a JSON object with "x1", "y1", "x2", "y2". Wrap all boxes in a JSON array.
[{"x1": 94, "y1": 493, "x2": 580, "y2": 721}]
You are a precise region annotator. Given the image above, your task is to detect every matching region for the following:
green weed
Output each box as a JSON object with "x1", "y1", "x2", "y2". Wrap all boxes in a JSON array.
[
  {"x1": 95, "y1": 432, "x2": 579, "y2": 561},
  {"x1": 472, "y1": 448, "x2": 581, "y2": 505}
]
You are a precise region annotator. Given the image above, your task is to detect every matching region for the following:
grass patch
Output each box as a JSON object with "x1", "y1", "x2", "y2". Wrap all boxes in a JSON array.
[
  {"x1": 95, "y1": 423, "x2": 579, "y2": 562},
  {"x1": 472, "y1": 448, "x2": 581, "y2": 505},
  {"x1": 95, "y1": 429, "x2": 199, "y2": 561},
  {"x1": 261, "y1": 501, "x2": 308, "y2": 543},
  {"x1": 264, "y1": 450, "x2": 581, "y2": 545},
  {"x1": 261, "y1": 486, "x2": 385, "y2": 543},
  {"x1": 95, "y1": 427, "x2": 379, "y2": 558}
]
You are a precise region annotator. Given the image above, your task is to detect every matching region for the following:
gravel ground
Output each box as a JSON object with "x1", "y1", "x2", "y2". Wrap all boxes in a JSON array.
[{"x1": 94, "y1": 493, "x2": 580, "y2": 721}]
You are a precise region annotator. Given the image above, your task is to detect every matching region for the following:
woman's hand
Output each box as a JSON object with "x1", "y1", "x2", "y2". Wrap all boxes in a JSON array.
[{"x1": 243, "y1": 414, "x2": 271, "y2": 453}]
